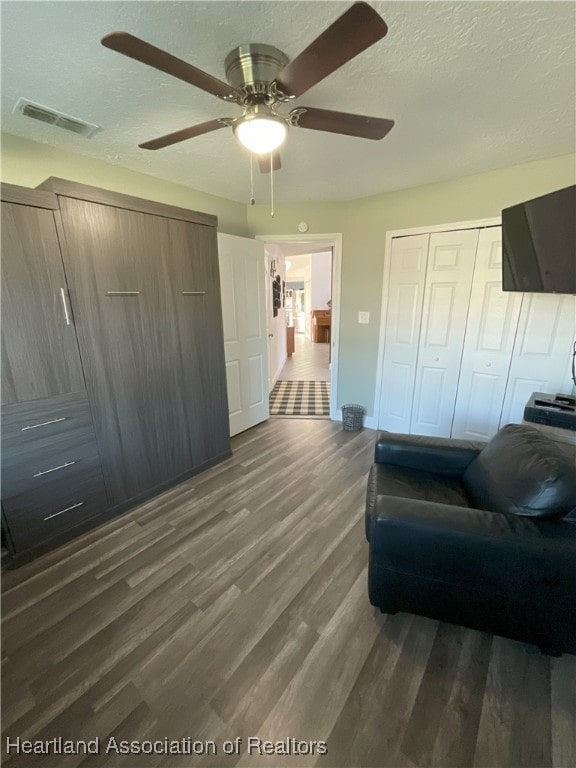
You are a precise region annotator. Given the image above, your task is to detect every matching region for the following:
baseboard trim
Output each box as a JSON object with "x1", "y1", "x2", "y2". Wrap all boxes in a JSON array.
[{"x1": 333, "y1": 409, "x2": 377, "y2": 430}]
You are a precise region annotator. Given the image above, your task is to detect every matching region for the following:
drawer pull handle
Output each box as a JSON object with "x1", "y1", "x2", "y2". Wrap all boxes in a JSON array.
[
  {"x1": 21, "y1": 417, "x2": 66, "y2": 431},
  {"x1": 33, "y1": 461, "x2": 76, "y2": 478},
  {"x1": 182, "y1": 291, "x2": 206, "y2": 295},
  {"x1": 106, "y1": 291, "x2": 141, "y2": 296},
  {"x1": 60, "y1": 288, "x2": 71, "y2": 326},
  {"x1": 44, "y1": 501, "x2": 84, "y2": 521}
]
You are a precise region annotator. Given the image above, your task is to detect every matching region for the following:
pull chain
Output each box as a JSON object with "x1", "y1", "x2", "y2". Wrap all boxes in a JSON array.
[
  {"x1": 249, "y1": 154, "x2": 255, "y2": 206},
  {"x1": 270, "y1": 152, "x2": 275, "y2": 218}
]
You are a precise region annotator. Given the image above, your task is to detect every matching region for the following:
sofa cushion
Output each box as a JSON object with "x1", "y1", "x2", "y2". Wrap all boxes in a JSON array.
[{"x1": 463, "y1": 424, "x2": 576, "y2": 520}]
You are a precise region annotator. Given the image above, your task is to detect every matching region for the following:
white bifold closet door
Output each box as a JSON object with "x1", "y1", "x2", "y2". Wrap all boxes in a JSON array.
[
  {"x1": 451, "y1": 227, "x2": 523, "y2": 440},
  {"x1": 379, "y1": 223, "x2": 576, "y2": 440},
  {"x1": 499, "y1": 293, "x2": 576, "y2": 426},
  {"x1": 409, "y1": 229, "x2": 478, "y2": 436},
  {"x1": 378, "y1": 233, "x2": 430, "y2": 433},
  {"x1": 379, "y1": 229, "x2": 479, "y2": 436}
]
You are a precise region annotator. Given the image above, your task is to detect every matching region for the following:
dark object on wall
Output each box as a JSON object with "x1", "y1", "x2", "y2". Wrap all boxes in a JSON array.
[
  {"x1": 366, "y1": 425, "x2": 576, "y2": 655},
  {"x1": 502, "y1": 185, "x2": 576, "y2": 294},
  {"x1": 1, "y1": 180, "x2": 231, "y2": 564},
  {"x1": 272, "y1": 274, "x2": 281, "y2": 317}
]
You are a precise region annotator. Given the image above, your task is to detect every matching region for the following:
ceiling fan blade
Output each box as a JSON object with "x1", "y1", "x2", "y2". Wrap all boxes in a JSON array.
[
  {"x1": 102, "y1": 32, "x2": 240, "y2": 102},
  {"x1": 139, "y1": 119, "x2": 231, "y2": 150},
  {"x1": 291, "y1": 107, "x2": 394, "y2": 140},
  {"x1": 273, "y1": 2, "x2": 388, "y2": 98},
  {"x1": 258, "y1": 152, "x2": 282, "y2": 174}
]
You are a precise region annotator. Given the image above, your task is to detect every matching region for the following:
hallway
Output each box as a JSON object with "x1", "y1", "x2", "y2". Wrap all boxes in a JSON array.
[
  {"x1": 269, "y1": 333, "x2": 331, "y2": 418},
  {"x1": 279, "y1": 333, "x2": 330, "y2": 382}
]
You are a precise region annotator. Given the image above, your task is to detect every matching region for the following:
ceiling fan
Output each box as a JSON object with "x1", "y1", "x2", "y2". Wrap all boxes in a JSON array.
[{"x1": 101, "y1": 1, "x2": 394, "y2": 173}]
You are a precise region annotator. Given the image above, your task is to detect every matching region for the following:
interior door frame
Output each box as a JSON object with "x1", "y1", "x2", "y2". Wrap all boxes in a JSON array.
[
  {"x1": 256, "y1": 232, "x2": 342, "y2": 420},
  {"x1": 373, "y1": 216, "x2": 501, "y2": 428}
]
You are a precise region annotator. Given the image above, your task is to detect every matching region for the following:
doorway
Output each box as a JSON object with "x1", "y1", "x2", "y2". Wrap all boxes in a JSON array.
[{"x1": 259, "y1": 233, "x2": 342, "y2": 420}]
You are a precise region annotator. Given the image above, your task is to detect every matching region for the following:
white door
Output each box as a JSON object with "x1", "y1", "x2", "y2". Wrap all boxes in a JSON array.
[
  {"x1": 264, "y1": 254, "x2": 275, "y2": 391},
  {"x1": 218, "y1": 233, "x2": 269, "y2": 436},
  {"x1": 410, "y1": 229, "x2": 479, "y2": 436},
  {"x1": 452, "y1": 227, "x2": 523, "y2": 440},
  {"x1": 499, "y1": 293, "x2": 576, "y2": 427},
  {"x1": 378, "y1": 234, "x2": 430, "y2": 432}
]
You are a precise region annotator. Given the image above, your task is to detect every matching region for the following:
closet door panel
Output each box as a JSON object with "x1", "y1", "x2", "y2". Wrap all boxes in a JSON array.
[
  {"x1": 452, "y1": 227, "x2": 522, "y2": 440},
  {"x1": 499, "y1": 293, "x2": 576, "y2": 427},
  {"x1": 58, "y1": 198, "x2": 195, "y2": 504},
  {"x1": 378, "y1": 234, "x2": 429, "y2": 432},
  {"x1": 166, "y1": 219, "x2": 230, "y2": 462},
  {"x1": 1, "y1": 202, "x2": 84, "y2": 405},
  {"x1": 410, "y1": 229, "x2": 478, "y2": 436}
]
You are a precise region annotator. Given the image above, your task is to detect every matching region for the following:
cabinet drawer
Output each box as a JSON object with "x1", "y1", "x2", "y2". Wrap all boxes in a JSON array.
[
  {"x1": 3, "y1": 468, "x2": 108, "y2": 551},
  {"x1": 1, "y1": 391, "x2": 105, "y2": 499},
  {"x1": 2, "y1": 445, "x2": 103, "y2": 498},
  {"x1": 1, "y1": 392, "x2": 95, "y2": 450}
]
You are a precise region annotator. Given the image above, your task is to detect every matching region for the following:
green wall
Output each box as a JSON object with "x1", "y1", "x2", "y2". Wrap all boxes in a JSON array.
[
  {"x1": 2, "y1": 131, "x2": 573, "y2": 418},
  {"x1": 247, "y1": 153, "x2": 576, "y2": 417},
  {"x1": 0, "y1": 133, "x2": 249, "y2": 236}
]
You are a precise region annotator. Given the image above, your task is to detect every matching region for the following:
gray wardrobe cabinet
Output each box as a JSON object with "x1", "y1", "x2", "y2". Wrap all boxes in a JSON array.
[{"x1": 1, "y1": 179, "x2": 231, "y2": 563}]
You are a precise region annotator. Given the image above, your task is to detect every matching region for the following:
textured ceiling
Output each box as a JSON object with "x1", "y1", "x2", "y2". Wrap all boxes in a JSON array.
[{"x1": 1, "y1": 1, "x2": 574, "y2": 204}]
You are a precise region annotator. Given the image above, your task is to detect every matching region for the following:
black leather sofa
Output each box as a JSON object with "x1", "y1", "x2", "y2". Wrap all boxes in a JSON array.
[{"x1": 365, "y1": 424, "x2": 576, "y2": 654}]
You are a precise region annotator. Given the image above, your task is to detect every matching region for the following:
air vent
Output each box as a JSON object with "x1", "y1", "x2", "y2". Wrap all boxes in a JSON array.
[{"x1": 14, "y1": 98, "x2": 100, "y2": 138}]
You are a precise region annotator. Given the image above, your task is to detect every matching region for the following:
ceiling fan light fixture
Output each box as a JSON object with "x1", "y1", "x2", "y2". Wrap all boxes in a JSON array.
[{"x1": 234, "y1": 112, "x2": 287, "y2": 154}]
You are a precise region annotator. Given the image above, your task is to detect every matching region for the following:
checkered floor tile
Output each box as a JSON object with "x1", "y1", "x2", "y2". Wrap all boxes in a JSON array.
[{"x1": 269, "y1": 380, "x2": 330, "y2": 417}]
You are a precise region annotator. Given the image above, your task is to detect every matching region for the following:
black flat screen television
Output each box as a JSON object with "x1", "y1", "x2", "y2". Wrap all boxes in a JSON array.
[{"x1": 501, "y1": 184, "x2": 576, "y2": 294}]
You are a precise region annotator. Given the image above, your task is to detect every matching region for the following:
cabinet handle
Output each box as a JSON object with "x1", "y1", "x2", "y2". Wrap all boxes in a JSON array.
[
  {"x1": 106, "y1": 291, "x2": 141, "y2": 296},
  {"x1": 44, "y1": 501, "x2": 84, "y2": 521},
  {"x1": 181, "y1": 291, "x2": 206, "y2": 295},
  {"x1": 21, "y1": 417, "x2": 66, "y2": 431},
  {"x1": 60, "y1": 288, "x2": 71, "y2": 326},
  {"x1": 33, "y1": 461, "x2": 76, "y2": 478}
]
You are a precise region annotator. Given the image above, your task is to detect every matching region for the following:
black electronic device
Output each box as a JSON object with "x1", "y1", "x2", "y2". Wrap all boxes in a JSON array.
[
  {"x1": 524, "y1": 392, "x2": 576, "y2": 431},
  {"x1": 502, "y1": 185, "x2": 576, "y2": 294}
]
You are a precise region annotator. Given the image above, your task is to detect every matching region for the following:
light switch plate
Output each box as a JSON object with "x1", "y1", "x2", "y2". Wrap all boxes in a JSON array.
[{"x1": 358, "y1": 311, "x2": 370, "y2": 324}]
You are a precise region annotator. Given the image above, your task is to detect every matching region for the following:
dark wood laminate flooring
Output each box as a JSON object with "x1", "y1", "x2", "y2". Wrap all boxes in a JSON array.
[{"x1": 2, "y1": 420, "x2": 574, "y2": 768}]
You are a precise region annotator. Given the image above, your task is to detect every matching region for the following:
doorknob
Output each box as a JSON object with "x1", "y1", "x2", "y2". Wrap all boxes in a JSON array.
[{"x1": 268, "y1": 333, "x2": 274, "y2": 338}]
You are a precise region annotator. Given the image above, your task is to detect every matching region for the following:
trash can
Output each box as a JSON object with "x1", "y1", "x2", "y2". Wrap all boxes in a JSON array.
[{"x1": 342, "y1": 404, "x2": 365, "y2": 431}]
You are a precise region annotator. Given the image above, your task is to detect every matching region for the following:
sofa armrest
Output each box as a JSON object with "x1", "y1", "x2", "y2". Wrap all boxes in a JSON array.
[
  {"x1": 374, "y1": 432, "x2": 485, "y2": 477},
  {"x1": 368, "y1": 495, "x2": 576, "y2": 607}
]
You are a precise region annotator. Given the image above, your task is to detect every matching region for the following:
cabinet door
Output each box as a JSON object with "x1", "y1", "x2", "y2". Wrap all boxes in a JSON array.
[
  {"x1": 167, "y1": 219, "x2": 230, "y2": 459},
  {"x1": 410, "y1": 229, "x2": 478, "y2": 437},
  {"x1": 1, "y1": 201, "x2": 84, "y2": 405},
  {"x1": 451, "y1": 227, "x2": 523, "y2": 440},
  {"x1": 58, "y1": 198, "x2": 208, "y2": 505},
  {"x1": 499, "y1": 293, "x2": 576, "y2": 427},
  {"x1": 378, "y1": 234, "x2": 429, "y2": 432}
]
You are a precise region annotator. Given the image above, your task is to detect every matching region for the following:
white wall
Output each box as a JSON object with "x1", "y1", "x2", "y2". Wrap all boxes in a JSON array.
[
  {"x1": 311, "y1": 251, "x2": 333, "y2": 309},
  {"x1": 303, "y1": 263, "x2": 312, "y2": 339}
]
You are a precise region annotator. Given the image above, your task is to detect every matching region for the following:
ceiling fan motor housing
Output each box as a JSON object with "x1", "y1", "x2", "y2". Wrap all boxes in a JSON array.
[{"x1": 225, "y1": 44, "x2": 289, "y2": 99}]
